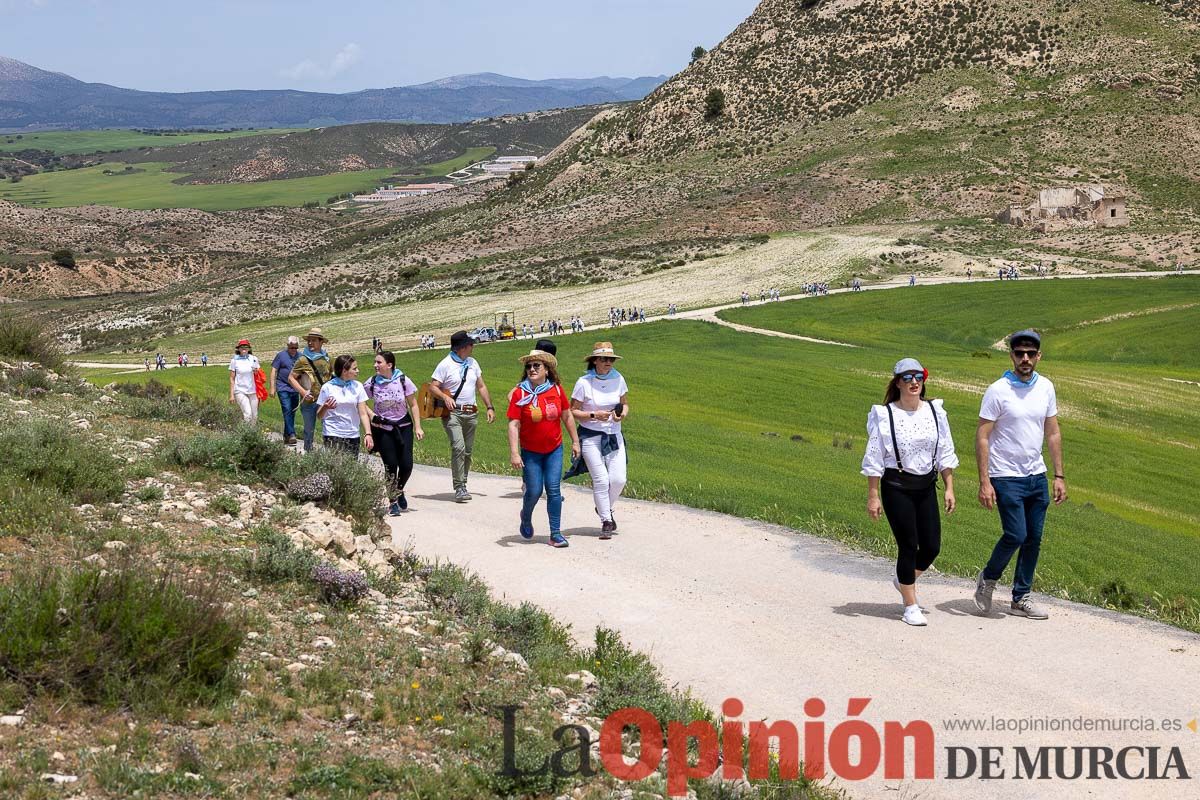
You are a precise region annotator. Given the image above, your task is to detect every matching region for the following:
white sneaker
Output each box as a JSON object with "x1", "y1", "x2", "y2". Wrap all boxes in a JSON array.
[
  {"x1": 902, "y1": 605, "x2": 928, "y2": 627},
  {"x1": 893, "y1": 576, "x2": 928, "y2": 612}
]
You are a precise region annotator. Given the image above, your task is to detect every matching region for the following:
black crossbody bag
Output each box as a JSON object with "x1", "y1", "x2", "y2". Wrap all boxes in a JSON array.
[{"x1": 882, "y1": 402, "x2": 940, "y2": 491}]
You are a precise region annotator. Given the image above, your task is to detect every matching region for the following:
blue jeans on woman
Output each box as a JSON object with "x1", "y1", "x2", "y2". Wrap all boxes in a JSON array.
[
  {"x1": 521, "y1": 446, "x2": 563, "y2": 535},
  {"x1": 982, "y1": 474, "x2": 1050, "y2": 601}
]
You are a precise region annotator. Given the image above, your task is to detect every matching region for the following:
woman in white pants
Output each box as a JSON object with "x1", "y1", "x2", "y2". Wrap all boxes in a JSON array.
[
  {"x1": 228, "y1": 338, "x2": 260, "y2": 424},
  {"x1": 570, "y1": 342, "x2": 629, "y2": 540}
]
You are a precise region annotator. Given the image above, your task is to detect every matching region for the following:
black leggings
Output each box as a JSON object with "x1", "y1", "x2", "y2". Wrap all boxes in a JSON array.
[
  {"x1": 372, "y1": 423, "x2": 413, "y2": 501},
  {"x1": 881, "y1": 482, "x2": 941, "y2": 585}
]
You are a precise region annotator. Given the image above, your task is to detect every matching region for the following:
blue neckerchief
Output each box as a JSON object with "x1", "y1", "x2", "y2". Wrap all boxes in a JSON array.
[
  {"x1": 330, "y1": 377, "x2": 355, "y2": 389},
  {"x1": 373, "y1": 371, "x2": 404, "y2": 386},
  {"x1": 515, "y1": 379, "x2": 554, "y2": 407},
  {"x1": 234, "y1": 353, "x2": 254, "y2": 360},
  {"x1": 450, "y1": 352, "x2": 470, "y2": 366},
  {"x1": 1003, "y1": 370, "x2": 1039, "y2": 388},
  {"x1": 302, "y1": 347, "x2": 327, "y2": 360},
  {"x1": 586, "y1": 368, "x2": 622, "y2": 382}
]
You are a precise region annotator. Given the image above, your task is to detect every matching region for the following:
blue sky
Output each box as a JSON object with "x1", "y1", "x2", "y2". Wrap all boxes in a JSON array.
[{"x1": 1, "y1": 0, "x2": 760, "y2": 92}]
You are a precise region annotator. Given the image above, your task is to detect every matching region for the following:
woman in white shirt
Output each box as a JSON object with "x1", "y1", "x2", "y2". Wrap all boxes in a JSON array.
[
  {"x1": 227, "y1": 338, "x2": 260, "y2": 423},
  {"x1": 861, "y1": 358, "x2": 958, "y2": 627},
  {"x1": 570, "y1": 342, "x2": 630, "y2": 539},
  {"x1": 316, "y1": 355, "x2": 373, "y2": 457}
]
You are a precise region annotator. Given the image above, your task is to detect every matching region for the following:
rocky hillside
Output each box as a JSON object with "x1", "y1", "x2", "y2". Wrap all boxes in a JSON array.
[
  {"x1": 116, "y1": 107, "x2": 605, "y2": 184},
  {"x1": 582, "y1": 0, "x2": 1197, "y2": 158}
]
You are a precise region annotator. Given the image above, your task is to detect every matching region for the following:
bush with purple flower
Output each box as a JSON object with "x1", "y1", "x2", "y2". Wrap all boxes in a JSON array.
[{"x1": 310, "y1": 563, "x2": 368, "y2": 606}]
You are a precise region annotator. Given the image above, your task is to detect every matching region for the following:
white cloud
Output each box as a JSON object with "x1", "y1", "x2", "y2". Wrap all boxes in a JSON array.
[{"x1": 280, "y1": 43, "x2": 362, "y2": 82}]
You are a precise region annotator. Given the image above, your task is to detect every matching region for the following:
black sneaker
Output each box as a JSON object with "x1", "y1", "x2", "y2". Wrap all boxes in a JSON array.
[
  {"x1": 609, "y1": 512, "x2": 617, "y2": 532},
  {"x1": 397, "y1": 493, "x2": 408, "y2": 511},
  {"x1": 599, "y1": 520, "x2": 615, "y2": 540}
]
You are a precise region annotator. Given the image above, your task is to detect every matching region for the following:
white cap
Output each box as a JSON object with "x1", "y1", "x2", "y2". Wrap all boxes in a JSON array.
[
  {"x1": 286, "y1": 335, "x2": 300, "y2": 345},
  {"x1": 893, "y1": 358, "x2": 925, "y2": 375}
]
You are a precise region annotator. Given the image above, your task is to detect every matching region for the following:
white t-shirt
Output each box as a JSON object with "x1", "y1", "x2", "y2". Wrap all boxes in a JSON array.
[
  {"x1": 572, "y1": 372, "x2": 629, "y2": 434},
  {"x1": 861, "y1": 399, "x2": 959, "y2": 477},
  {"x1": 228, "y1": 354, "x2": 259, "y2": 395},
  {"x1": 979, "y1": 376, "x2": 1058, "y2": 477},
  {"x1": 316, "y1": 381, "x2": 370, "y2": 438},
  {"x1": 431, "y1": 355, "x2": 481, "y2": 406}
]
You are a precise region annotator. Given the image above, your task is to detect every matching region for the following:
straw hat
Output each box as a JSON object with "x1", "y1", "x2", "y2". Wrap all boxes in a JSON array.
[
  {"x1": 304, "y1": 327, "x2": 327, "y2": 342},
  {"x1": 584, "y1": 341, "x2": 622, "y2": 362},
  {"x1": 518, "y1": 349, "x2": 558, "y2": 370}
]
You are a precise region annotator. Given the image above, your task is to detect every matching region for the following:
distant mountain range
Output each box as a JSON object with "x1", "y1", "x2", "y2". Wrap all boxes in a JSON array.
[{"x1": 0, "y1": 57, "x2": 666, "y2": 130}]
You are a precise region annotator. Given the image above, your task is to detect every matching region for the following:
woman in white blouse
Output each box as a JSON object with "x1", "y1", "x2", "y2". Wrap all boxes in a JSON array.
[
  {"x1": 570, "y1": 342, "x2": 630, "y2": 539},
  {"x1": 862, "y1": 358, "x2": 958, "y2": 627}
]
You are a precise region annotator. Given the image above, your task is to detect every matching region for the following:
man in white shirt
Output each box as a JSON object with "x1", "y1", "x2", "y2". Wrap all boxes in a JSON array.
[
  {"x1": 974, "y1": 329, "x2": 1067, "y2": 620},
  {"x1": 430, "y1": 331, "x2": 495, "y2": 502}
]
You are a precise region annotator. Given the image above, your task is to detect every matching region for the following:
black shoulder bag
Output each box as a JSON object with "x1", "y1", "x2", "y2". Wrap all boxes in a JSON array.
[{"x1": 882, "y1": 402, "x2": 940, "y2": 491}]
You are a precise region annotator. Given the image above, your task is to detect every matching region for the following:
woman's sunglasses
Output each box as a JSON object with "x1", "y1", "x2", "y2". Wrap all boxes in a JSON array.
[
  {"x1": 526, "y1": 362, "x2": 545, "y2": 370},
  {"x1": 899, "y1": 373, "x2": 925, "y2": 383}
]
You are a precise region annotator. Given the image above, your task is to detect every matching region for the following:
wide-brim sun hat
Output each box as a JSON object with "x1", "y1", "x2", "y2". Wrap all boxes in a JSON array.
[
  {"x1": 305, "y1": 327, "x2": 327, "y2": 342},
  {"x1": 519, "y1": 350, "x2": 558, "y2": 370},
  {"x1": 584, "y1": 342, "x2": 622, "y2": 362},
  {"x1": 893, "y1": 357, "x2": 926, "y2": 376}
]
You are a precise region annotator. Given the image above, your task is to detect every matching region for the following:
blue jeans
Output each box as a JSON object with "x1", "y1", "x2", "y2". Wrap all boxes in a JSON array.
[
  {"x1": 278, "y1": 390, "x2": 299, "y2": 438},
  {"x1": 300, "y1": 402, "x2": 319, "y2": 452},
  {"x1": 983, "y1": 475, "x2": 1050, "y2": 601},
  {"x1": 521, "y1": 446, "x2": 563, "y2": 535}
]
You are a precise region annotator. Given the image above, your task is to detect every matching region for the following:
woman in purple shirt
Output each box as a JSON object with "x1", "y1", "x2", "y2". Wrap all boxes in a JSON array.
[{"x1": 366, "y1": 351, "x2": 424, "y2": 516}]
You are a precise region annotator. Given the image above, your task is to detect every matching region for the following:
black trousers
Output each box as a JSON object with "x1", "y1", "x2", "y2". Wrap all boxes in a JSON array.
[
  {"x1": 372, "y1": 423, "x2": 414, "y2": 501},
  {"x1": 881, "y1": 482, "x2": 941, "y2": 585}
]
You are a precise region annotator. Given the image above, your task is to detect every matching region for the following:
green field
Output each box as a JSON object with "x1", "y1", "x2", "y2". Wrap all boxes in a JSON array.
[
  {"x1": 0, "y1": 162, "x2": 397, "y2": 211},
  {"x1": 401, "y1": 146, "x2": 495, "y2": 177},
  {"x1": 0, "y1": 128, "x2": 304, "y2": 155},
  {"x1": 86, "y1": 277, "x2": 1200, "y2": 628},
  {"x1": 0, "y1": 145, "x2": 494, "y2": 211}
]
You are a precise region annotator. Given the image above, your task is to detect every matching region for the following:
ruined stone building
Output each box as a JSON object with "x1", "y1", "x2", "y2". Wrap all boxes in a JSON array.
[{"x1": 996, "y1": 186, "x2": 1129, "y2": 231}]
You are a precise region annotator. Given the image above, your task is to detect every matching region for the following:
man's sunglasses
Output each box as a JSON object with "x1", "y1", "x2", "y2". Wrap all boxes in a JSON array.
[
  {"x1": 899, "y1": 373, "x2": 925, "y2": 383},
  {"x1": 1012, "y1": 349, "x2": 1039, "y2": 360}
]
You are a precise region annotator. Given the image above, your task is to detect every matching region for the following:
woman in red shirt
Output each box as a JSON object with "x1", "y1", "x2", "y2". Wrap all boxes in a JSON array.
[{"x1": 507, "y1": 349, "x2": 580, "y2": 547}]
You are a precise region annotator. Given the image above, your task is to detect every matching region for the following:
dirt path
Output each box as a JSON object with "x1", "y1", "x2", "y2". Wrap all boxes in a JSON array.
[{"x1": 394, "y1": 466, "x2": 1200, "y2": 800}]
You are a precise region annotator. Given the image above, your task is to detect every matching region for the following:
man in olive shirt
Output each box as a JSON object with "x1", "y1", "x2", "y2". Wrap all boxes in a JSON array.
[{"x1": 287, "y1": 327, "x2": 333, "y2": 452}]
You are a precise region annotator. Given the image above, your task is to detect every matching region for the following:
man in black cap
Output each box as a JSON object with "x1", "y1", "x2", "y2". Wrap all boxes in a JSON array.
[
  {"x1": 430, "y1": 331, "x2": 495, "y2": 502},
  {"x1": 973, "y1": 329, "x2": 1067, "y2": 620}
]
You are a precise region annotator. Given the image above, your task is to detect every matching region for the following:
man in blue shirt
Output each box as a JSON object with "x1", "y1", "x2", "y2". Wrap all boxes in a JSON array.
[{"x1": 271, "y1": 336, "x2": 302, "y2": 445}]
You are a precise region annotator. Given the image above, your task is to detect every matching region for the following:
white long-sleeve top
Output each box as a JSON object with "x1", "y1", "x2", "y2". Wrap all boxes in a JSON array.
[{"x1": 861, "y1": 399, "x2": 959, "y2": 477}]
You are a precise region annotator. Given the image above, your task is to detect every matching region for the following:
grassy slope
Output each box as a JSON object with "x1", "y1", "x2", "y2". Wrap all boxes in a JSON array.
[
  {"x1": 0, "y1": 128, "x2": 304, "y2": 155},
  {"x1": 88, "y1": 278, "x2": 1200, "y2": 626}
]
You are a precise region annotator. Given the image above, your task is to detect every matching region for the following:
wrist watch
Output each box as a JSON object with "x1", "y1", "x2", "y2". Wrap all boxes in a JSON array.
[{"x1": 589, "y1": 412, "x2": 595, "y2": 419}]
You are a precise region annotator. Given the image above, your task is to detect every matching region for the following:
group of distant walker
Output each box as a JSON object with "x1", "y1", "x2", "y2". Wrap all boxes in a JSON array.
[
  {"x1": 862, "y1": 328, "x2": 1066, "y2": 626},
  {"x1": 219, "y1": 326, "x2": 631, "y2": 543}
]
